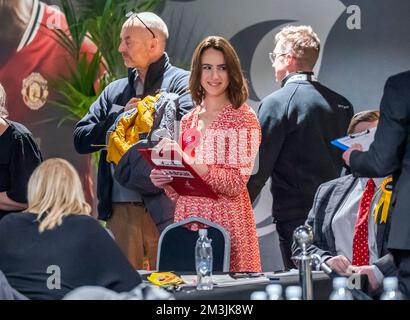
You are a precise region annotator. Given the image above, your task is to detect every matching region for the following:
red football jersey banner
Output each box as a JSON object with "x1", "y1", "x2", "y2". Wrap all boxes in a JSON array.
[{"x1": 0, "y1": 0, "x2": 99, "y2": 208}]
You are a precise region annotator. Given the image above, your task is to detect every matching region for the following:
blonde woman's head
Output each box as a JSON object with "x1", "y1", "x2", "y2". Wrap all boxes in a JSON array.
[{"x1": 26, "y1": 158, "x2": 91, "y2": 232}]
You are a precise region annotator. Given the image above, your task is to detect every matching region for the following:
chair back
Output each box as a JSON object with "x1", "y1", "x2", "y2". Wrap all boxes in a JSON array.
[{"x1": 156, "y1": 217, "x2": 230, "y2": 272}]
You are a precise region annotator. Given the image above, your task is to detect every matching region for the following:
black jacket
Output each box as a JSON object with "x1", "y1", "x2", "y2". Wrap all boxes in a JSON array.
[
  {"x1": 0, "y1": 213, "x2": 141, "y2": 300},
  {"x1": 247, "y1": 72, "x2": 354, "y2": 222},
  {"x1": 0, "y1": 120, "x2": 42, "y2": 218},
  {"x1": 350, "y1": 70, "x2": 410, "y2": 251},
  {"x1": 73, "y1": 53, "x2": 192, "y2": 222}
]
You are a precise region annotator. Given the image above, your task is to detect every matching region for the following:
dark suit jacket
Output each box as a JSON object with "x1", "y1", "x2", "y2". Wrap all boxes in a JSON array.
[
  {"x1": 292, "y1": 174, "x2": 396, "y2": 277},
  {"x1": 247, "y1": 74, "x2": 353, "y2": 222},
  {"x1": 350, "y1": 70, "x2": 410, "y2": 251}
]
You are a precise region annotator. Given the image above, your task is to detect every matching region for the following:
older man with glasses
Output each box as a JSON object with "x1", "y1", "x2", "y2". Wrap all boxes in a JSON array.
[
  {"x1": 247, "y1": 25, "x2": 354, "y2": 270},
  {"x1": 74, "y1": 12, "x2": 193, "y2": 270}
]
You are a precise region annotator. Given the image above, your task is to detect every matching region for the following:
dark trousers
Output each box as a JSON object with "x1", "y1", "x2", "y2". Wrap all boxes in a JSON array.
[
  {"x1": 391, "y1": 249, "x2": 410, "y2": 299},
  {"x1": 276, "y1": 217, "x2": 307, "y2": 270}
]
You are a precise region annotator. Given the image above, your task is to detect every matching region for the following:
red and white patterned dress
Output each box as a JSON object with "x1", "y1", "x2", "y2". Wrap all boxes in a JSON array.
[{"x1": 167, "y1": 103, "x2": 262, "y2": 272}]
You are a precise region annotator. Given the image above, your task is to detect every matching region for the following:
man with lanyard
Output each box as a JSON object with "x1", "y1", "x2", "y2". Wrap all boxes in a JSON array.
[{"x1": 247, "y1": 25, "x2": 354, "y2": 270}]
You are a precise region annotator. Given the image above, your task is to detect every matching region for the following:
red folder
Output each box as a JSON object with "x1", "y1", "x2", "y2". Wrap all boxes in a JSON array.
[{"x1": 138, "y1": 148, "x2": 218, "y2": 199}]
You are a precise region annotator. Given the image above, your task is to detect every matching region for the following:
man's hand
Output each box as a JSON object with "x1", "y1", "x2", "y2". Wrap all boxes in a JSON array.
[
  {"x1": 348, "y1": 265, "x2": 381, "y2": 292},
  {"x1": 326, "y1": 255, "x2": 352, "y2": 274},
  {"x1": 124, "y1": 97, "x2": 140, "y2": 112},
  {"x1": 342, "y1": 143, "x2": 363, "y2": 166}
]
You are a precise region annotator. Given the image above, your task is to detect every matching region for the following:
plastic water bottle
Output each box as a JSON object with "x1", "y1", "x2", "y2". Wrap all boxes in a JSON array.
[
  {"x1": 195, "y1": 229, "x2": 213, "y2": 290},
  {"x1": 285, "y1": 286, "x2": 302, "y2": 300},
  {"x1": 380, "y1": 277, "x2": 403, "y2": 300},
  {"x1": 329, "y1": 277, "x2": 353, "y2": 300},
  {"x1": 266, "y1": 284, "x2": 283, "y2": 300}
]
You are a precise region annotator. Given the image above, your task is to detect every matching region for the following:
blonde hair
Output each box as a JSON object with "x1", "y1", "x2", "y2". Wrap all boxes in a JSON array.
[
  {"x1": 275, "y1": 25, "x2": 320, "y2": 70},
  {"x1": 0, "y1": 83, "x2": 8, "y2": 118},
  {"x1": 26, "y1": 158, "x2": 91, "y2": 232}
]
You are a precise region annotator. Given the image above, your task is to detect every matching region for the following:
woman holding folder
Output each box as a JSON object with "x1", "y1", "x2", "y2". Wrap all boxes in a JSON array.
[{"x1": 150, "y1": 36, "x2": 261, "y2": 272}]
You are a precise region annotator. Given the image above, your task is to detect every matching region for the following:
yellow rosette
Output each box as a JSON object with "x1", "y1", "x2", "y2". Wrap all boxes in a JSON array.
[{"x1": 374, "y1": 177, "x2": 393, "y2": 224}]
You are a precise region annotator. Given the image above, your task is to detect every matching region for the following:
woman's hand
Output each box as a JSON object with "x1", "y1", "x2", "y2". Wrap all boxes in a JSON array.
[
  {"x1": 155, "y1": 137, "x2": 209, "y2": 176},
  {"x1": 150, "y1": 169, "x2": 173, "y2": 188}
]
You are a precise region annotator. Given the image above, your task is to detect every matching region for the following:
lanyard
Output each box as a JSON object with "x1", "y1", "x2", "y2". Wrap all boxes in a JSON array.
[{"x1": 284, "y1": 73, "x2": 318, "y2": 86}]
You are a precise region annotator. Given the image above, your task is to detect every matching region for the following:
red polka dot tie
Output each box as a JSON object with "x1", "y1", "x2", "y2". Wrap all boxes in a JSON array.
[{"x1": 352, "y1": 178, "x2": 376, "y2": 266}]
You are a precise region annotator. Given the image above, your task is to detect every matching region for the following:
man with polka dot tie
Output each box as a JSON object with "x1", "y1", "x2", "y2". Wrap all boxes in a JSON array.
[{"x1": 292, "y1": 111, "x2": 396, "y2": 295}]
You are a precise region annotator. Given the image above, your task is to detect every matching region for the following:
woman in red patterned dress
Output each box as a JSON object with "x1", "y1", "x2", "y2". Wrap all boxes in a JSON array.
[{"x1": 150, "y1": 36, "x2": 261, "y2": 272}]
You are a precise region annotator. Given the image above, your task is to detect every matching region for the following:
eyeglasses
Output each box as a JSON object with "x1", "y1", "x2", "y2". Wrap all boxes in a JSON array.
[
  {"x1": 125, "y1": 11, "x2": 156, "y2": 39},
  {"x1": 268, "y1": 52, "x2": 288, "y2": 64}
]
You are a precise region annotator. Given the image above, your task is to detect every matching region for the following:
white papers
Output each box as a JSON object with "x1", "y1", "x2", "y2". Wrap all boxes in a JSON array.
[
  {"x1": 212, "y1": 275, "x2": 270, "y2": 287},
  {"x1": 180, "y1": 274, "x2": 270, "y2": 287},
  {"x1": 331, "y1": 127, "x2": 376, "y2": 151}
]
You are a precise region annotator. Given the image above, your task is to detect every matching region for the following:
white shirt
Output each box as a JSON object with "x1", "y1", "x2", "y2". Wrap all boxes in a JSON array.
[{"x1": 332, "y1": 177, "x2": 385, "y2": 264}]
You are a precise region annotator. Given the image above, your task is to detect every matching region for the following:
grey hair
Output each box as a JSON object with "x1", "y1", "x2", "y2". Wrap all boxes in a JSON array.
[
  {"x1": 275, "y1": 25, "x2": 320, "y2": 69},
  {"x1": 123, "y1": 12, "x2": 169, "y2": 40},
  {"x1": 0, "y1": 83, "x2": 8, "y2": 118}
]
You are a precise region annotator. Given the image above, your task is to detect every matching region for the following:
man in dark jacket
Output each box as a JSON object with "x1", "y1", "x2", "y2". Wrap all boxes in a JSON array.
[
  {"x1": 247, "y1": 25, "x2": 354, "y2": 270},
  {"x1": 73, "y1": 12, "x2": 192, "y2": 270},
  {"x1": 343, "y1": 70, "x2": 410, "y2": 298}
]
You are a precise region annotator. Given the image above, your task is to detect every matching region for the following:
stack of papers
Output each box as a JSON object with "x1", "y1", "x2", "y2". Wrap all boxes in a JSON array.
[
  {"x1": 331, "y1": 127, "x2": 376, "y2": 151},
  {"x1": 180, "y1": 274, "x2": 270, "y2": 287}
]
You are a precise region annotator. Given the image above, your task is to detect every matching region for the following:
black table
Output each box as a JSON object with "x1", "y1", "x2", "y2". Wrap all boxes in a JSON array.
[{"x1": 173, "y1": 272, "x2": 333, "y2": 300}]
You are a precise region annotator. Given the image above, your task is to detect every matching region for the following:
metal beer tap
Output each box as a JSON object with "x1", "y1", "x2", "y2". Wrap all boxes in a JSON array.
[{"x1": 292, "y1": 225, "x2": 320, "y2": 300}]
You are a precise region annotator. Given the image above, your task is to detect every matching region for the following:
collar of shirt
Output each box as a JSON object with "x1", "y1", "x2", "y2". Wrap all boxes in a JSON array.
[
  {"x1": 358, "y1": 177, "x2": 386, "y2": 189},
  {"x1": 134, "y1": 73, "x2": 144, "y2": 97},
  {"x1": 281, "y1": 71, "x2": 316, "y2": 87}
]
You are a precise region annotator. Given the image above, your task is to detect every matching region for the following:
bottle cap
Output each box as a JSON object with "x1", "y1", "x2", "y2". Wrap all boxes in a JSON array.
[
  {"x1": 383, "y1": 277, "x2": 398, "y2": 290},
  {"x1": 285, "y1": 286, "x2": 302, "y2": 299},
  {"x1": 198, "y1": 229, "x2": 208, "y2": 237},
  {"x1": 333, "y1": 277, "x2": 348, "y2": 289},
  {"x1": 250, "y1": 291, "x2": 267, "y2": 300},
  {"x1": 266, "y1": 284, "x2": 282, "y2": 296}
]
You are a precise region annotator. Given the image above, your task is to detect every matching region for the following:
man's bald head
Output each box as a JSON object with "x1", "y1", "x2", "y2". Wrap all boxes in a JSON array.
[
  {"x1": 122, "y1": 12, "x2": 168, "y2": 48},
  {"x1": 118, "y1": 12, "x2": 169, "y2": 72}
]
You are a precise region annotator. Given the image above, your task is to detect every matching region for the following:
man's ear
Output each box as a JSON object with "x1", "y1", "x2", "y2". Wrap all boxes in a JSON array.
[
  {"x1": 284, "y1": 53, "x2": 294, "y2": 67},
  {"x1": 149, "y1": 38, "x2": 159, "y2": 51}
]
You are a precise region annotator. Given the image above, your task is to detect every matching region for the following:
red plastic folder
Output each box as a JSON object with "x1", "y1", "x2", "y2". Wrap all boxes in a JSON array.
[{"x1": 138, "y1": 148, "x2": 218, "y2": 199}]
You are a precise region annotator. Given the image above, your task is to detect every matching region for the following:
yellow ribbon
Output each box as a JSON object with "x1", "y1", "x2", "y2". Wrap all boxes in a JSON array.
[{"x1": 374, "y1": 177, "x2": 393, "y2": 224}]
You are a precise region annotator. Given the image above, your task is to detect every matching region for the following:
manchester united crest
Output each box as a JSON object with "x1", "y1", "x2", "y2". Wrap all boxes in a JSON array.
[{"x1": 21, "y1": 72, "x2": 49, "y2": 110}]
